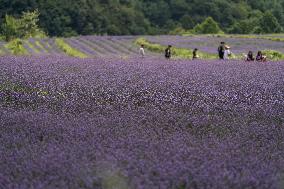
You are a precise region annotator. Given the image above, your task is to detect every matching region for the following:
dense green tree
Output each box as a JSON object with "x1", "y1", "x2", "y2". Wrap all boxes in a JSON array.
[
  {"x1": 180, "y1": 15, "x2": 195, "y2": 30},
  {"x1": 1, "y1": 15, "x2": 20, "y2": 41},
  {"x1": 259, "y1": 11, "x2": 283, "y2": 33},
  {"x1": 191, "y1": 17, "x2": 223, "y2": 34},
  {"x1": 0, "y1": 0, "x2": 283, "y2": 36},
  {"x1": 1, "y1": 10, "x2": 45, "y2": 41}
]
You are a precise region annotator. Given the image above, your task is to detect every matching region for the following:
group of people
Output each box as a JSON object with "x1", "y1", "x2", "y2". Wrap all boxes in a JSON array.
[
  {"x1": 218, "y1": 41, "x2": 267, "y2": 62},
  {"x1": 139, "y1": 44, "x2": 174, "y2": 59},
  {"x1": 139, "y1": 42, "x2": 267, "y2": 62},
  {"x1": 246, "y1": 51, "x2": 267, "y2": 62}
]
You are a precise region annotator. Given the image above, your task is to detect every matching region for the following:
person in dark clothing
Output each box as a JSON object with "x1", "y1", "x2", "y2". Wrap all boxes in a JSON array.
[
  {"x1": 192, "y1": 48, "x2": 199, "y2": 60},
  {"x1": 256, "y1": 51, "x2": 267, "y2": 62},
  {"x1": 246, "y1": 51, "x2": 255, "y2": 61},
  {"x1": 218, "y1": 42, "x2": 225, "y2": 60},
  {"x1": 165, "y1": 45, "x2": 172, "y2": 59}
]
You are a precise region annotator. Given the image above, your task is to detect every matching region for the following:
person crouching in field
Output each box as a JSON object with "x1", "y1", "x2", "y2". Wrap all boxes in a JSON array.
[
  {"x1": 256, "y1": 51, "x2": 267, "y2": 62},
  {"x1": 139, "y1": 44, "x2": 145, "y2": 58},
  {"x1": 192, "y1": 48, "x2": 199, "y2": 60},
  {"x1": 165, "y1": 45, "x2": 172, "y2": 59},
  {"x1": 224, "y1": 45, "x2": 231, "y2": 60},
  {"x1": 246, "y1": 51, "x2": 255, "y2": 61},
  {"x1": 218, "y1": 42, "x2": 225, "y2": 60}
]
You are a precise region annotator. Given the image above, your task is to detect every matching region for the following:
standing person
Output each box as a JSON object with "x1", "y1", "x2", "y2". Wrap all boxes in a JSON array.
[
  {"x1": 165, "y1": 45, "x2": 172, "y2": 59},
  {"x1": 192, "y1": 48, "x2": 199, "y2": 60},
  {"x1": 256, "y1": 51, "x2": 267, "y2": 62},
  {"x1": 246, "y1": 51, "x2": 255, "y2": 61},
  {"x1": 139, "y1": 44, "x2": 145, "y2": 58},
  {"x1": 224, "y1": 45, "x2": 231, "y2": 60},
  {"x1": 218, "y1": 42, "x2": 225, "y2": 60}
]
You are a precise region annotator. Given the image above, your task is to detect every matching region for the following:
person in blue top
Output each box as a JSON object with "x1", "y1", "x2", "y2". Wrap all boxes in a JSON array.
[{"x1": 256, "y1": 51, "x2": 267, "y2": 62}]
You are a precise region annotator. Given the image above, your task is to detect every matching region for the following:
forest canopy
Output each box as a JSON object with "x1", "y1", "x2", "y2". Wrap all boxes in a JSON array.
[{"x1": 0, "y1": 0, "x2": 284, "y2": 36}]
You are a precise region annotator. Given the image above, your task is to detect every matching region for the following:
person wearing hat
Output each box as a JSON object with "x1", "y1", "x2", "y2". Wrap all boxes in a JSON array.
[
  {"x1": 165, "y1": 45, "x2": 172, "y2": 59},
  {"x1": 224, "y1": 45, "x2": 231, "y2": 60}
]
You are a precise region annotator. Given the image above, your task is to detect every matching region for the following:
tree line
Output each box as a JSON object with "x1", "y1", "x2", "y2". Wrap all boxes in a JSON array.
[{"x1": 0, "y1": 0, "x2": 284, "y2": 37}]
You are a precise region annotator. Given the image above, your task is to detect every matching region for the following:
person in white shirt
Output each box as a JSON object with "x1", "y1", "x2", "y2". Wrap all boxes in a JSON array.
[
  {"x1": 139, "y1": 44, "x2": 145, "y2": 58},
  {"x1": 224, "y1": 45, "x2": 231, "y2": 60}
]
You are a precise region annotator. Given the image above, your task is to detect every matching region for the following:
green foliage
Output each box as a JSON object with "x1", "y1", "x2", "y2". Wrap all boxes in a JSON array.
[
  {"x1": 1, "y1": 10, "x2": 46, "y2": 41},
  {"x1": 228, "y1": 11, "x2": 283, "y2": 34},
  {"x1": 135, "y1": 38, "x2": 164, "y2": 53},
  {"x1": 1, "y1": 15, "x2": 21, "y2": 41},
  {"x1": 5, "y1": 38, "x2": 28, "y2": 55},
  {"x1": 0, "y1": 1, "x2": 284, "y2": 35},
  {"x1": 180, "y1": 15, "x2": 195, "y2": 30},
  {"x1": 259, "y1": 11, "x2": 283, "y2": 33},
  {"x1": 228, "y1": 19, "x2": 258, "y2": 34},
  {"x1": 20, "y1": 10, "x2": 47, "y2": 38},
  {"x1": 191, "y1": 17, "x2": 224, "y2": 34},
  {"x1": 263, "y1": 50, "x2": 284, "y2": 61},
  {"x1": 169, "y1": 27, "x2": 186, "y2": 35},
  {"x1": 55, "y1": 38, "x2": 88, "y2": 58}
]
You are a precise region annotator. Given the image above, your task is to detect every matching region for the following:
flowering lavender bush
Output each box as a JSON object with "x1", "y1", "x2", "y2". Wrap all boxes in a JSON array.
[{"x1": 0, "y1": 55, "x2": 283, "y2": 189}]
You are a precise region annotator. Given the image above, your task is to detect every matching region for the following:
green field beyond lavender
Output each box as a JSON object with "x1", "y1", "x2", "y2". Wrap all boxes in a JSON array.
[{"x1": 0, "y1": 35, "x2": 284, "y2": 189}]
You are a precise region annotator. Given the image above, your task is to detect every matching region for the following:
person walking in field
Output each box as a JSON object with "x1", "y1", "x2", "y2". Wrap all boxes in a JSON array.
[
  {"x1": 139, "y1": 44, "x2": 145, "y2": 58},
  {"x1": 224, "y1": 45, "x2": 231, "y2": 60},
  {"x1": 165, "y1": 45, "x2": 172, "y2": 59},
  {"x1": 218, "y1": 42, "x2": 225, "y2": 60},
  {"x1": 192, "y1": 48, "x2": 199, "y2": 60}
]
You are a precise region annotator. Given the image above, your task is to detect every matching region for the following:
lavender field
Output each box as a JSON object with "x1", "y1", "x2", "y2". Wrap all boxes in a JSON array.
[
  {"x1": 0, "y1": 54, "x2": 283, "y2": 189},
  {"x1": 1, "y1": 35, "x2": 284, "y2": 58},
  {"x1": 0, "y1": 36, "x2": 140, "y2": 58}
]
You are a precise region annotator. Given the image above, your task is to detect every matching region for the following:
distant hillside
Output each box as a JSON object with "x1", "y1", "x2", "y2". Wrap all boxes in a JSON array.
[{"x1": 0, "y1": 0, "x2": 284, "y2": 36}]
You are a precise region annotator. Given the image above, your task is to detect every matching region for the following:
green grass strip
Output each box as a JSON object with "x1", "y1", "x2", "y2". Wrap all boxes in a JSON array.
[
  {"x1": 262, "y1": 50, "x2": 284, "y2": 61},
  {"x1": 25, "y1": 40, "x2": 40, "y2": 54},
  {"x1": 35, "y1": 40, "x2": 48, "y2": 53},
  {"x1": 5, "y1": 39, "x2": 28, "y2": 55},
  {"x1": 55, "y1": 38, "x2": 88, "y2": 58}
]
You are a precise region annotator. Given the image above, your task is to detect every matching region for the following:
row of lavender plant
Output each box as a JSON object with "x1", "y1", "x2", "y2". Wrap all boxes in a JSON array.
[
  {"x1": 0, "y1": 36, "x2": 144, "y2": 57},
  {"x1": 1, "y1": 56, "x2": 283, "y2": 188},
  {"x1": 60, "y1": 36, "x2": 146, "y2": 58}
]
